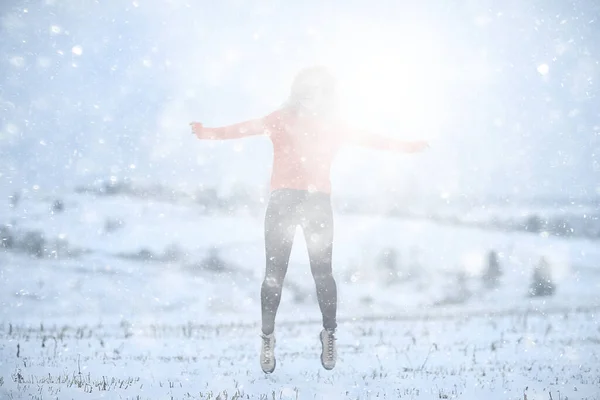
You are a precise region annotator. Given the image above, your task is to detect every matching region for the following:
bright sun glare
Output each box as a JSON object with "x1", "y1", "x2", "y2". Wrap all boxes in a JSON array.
[
  {"x1": 311, "y1": 24, "x2": 459, "y2": 201},
  {"x1": 323, "y1": 24, "x2": 448, "y2": 140}
]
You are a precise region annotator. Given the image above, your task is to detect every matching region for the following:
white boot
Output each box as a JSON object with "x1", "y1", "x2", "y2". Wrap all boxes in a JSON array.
[
  {"x1": 260, "y1": 332, "x2": 276, "y2": 373},
  {"x1": 319, "y1": 329, "x2": 337, "y2": 370}
]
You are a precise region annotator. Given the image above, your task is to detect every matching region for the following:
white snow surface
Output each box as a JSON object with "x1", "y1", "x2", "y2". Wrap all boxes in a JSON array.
[{"x1": 1, "y1": 188, "x2": 599, "y2": 399}]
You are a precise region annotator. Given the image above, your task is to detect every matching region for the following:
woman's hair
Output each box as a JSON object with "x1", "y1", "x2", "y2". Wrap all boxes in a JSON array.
[{"x1": 283, "y1": 66, "x2": 337, "y2": 116}]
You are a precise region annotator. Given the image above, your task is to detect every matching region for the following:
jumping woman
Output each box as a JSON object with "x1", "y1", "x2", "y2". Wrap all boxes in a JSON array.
[{"x1": 190, "y1": 66, "x2": 429, "y2": 373}]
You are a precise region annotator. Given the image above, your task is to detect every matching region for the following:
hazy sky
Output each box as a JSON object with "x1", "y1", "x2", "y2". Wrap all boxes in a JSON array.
[{"x1": 1, "y1": 0, "x2": 599, "y2": 199}]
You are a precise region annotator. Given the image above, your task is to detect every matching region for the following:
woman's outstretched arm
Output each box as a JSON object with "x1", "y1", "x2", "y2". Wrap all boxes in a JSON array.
[
  {"x1": 190, "y1": 117, "x2": 271, "y2": 140},
  {"x1": 344, "y1": 127, "x2": 430, "y2": 153}
]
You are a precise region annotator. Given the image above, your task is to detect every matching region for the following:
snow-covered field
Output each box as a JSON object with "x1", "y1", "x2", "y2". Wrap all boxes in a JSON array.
[
  {"x1": 1, "y1": 186, "x2": 599, "y2": 399},
  {"x1": 1, "y1": 308, "x2": 599, "y2": 399}
]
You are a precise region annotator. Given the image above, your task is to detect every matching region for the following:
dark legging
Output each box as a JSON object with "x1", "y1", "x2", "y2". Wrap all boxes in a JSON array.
[{"x1": 261, "y1": 188, "x2": 337, "y2": 334}]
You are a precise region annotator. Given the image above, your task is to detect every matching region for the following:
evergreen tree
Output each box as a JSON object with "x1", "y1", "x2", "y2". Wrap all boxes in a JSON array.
[
  {"x1": 482, "y1": 250, "x2": 502, "y2": 289},
  {"x1": 529, "y1": 257, "x2": 556, "y2": 297}
]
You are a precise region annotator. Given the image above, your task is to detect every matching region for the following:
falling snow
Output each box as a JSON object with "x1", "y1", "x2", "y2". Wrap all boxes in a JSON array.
[
  {"x1": 71, "y1": 45, "x2": 83, "y2": 56},
  {"x1": 0, "y1": 1, "x2": 599, "y2": 399},
  {"x1": 537, "y1": 63, "x2": 550, "y2": 75}
]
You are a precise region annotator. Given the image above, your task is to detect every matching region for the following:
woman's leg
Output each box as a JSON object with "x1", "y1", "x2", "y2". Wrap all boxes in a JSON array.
[
  {"x1": 261, "y1": 190, "x2": 299, "y2": 335},
  {"x1": 301, "y1": 193, "x2": 337, "y2": 332}
]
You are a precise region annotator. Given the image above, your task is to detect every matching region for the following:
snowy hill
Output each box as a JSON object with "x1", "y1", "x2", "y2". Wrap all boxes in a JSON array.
[
  {"x1": 1, "y1": 182, "x2": 599, "y2": 399},
  {"x1": 1, "y1": 181, "x2": 599, "y2": 326}
]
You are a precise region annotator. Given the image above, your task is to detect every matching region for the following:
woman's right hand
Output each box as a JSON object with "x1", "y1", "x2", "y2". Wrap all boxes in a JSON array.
[{"x1": 189, "y1": 122, "x2": 205, "y2": 139}]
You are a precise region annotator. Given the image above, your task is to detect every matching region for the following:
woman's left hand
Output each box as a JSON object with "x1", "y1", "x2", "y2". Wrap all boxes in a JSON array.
[{"x1": 407, "y1": 140, "x2": 430, "y2": 152}]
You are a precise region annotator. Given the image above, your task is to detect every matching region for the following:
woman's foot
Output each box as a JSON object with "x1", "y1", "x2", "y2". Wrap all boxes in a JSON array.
[
  {"x1": 260, "y1": 332, "x2": 276, "y2": 373},
  {"x1": 319, "y1": 328, "x2": 337, "y2": 370}
]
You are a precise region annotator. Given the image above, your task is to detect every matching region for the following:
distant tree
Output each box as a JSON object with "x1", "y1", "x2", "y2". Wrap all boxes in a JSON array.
[
  {"x1": 195, "y1": 187, "x2": 220, "y2": 211},
  {"x1": 50, "y1": 236, "x2": 72, "y2": 259},
  {"x1": 9, "y1": 192, "x2": 20, "y2": 208},
  {"x1": 524, "y1": 215, "x2": 544, "y2": 233},
  {"x1": 433, "y1": 269, "x2": 471, "y2": 306},
  {"x1": 201, "y1": 246, "x2": 227, "y2": 272},
  {"x1": 528, "y1": 257, "x2": 556, "y2": 297},
  {"x1": 0, "y1": 225, "x2": 13, "y2": 249},
  {"x1": 163, "y1": 243, "x2": 184, "y2": 262},
  {"x1": 51, "y1": 199, "x2": 65, "y2": 213},
  {"x1": 136, "y1": 248, "x2": 155, "y2": 262},
  {"x1": 102, "y1": 179, "x2": 132, "y2": 196},
  {"x1": 482, "y1": 250, "x2": 502, "y2": 289},
  {"x1": 21, "y1": 231, "x2": 45, "y2": 258},
  {"x1": 104, "y1": 217, "x2": 125, "y2": 234},
  {"x1": 376, "y1": 247, "x2": 399, "y2": 284}
]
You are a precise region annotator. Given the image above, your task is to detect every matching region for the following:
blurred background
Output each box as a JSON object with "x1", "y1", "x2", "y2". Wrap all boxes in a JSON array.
[
  {"x1": 0, "y1": 0, "x2": 599, "y2": 325},
  {"x1": 2, "y1": 3, "x2": 600, "y2": 398},
  {"x1": 1, "y1": 0, "x2": 598, "y2": 200}
]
